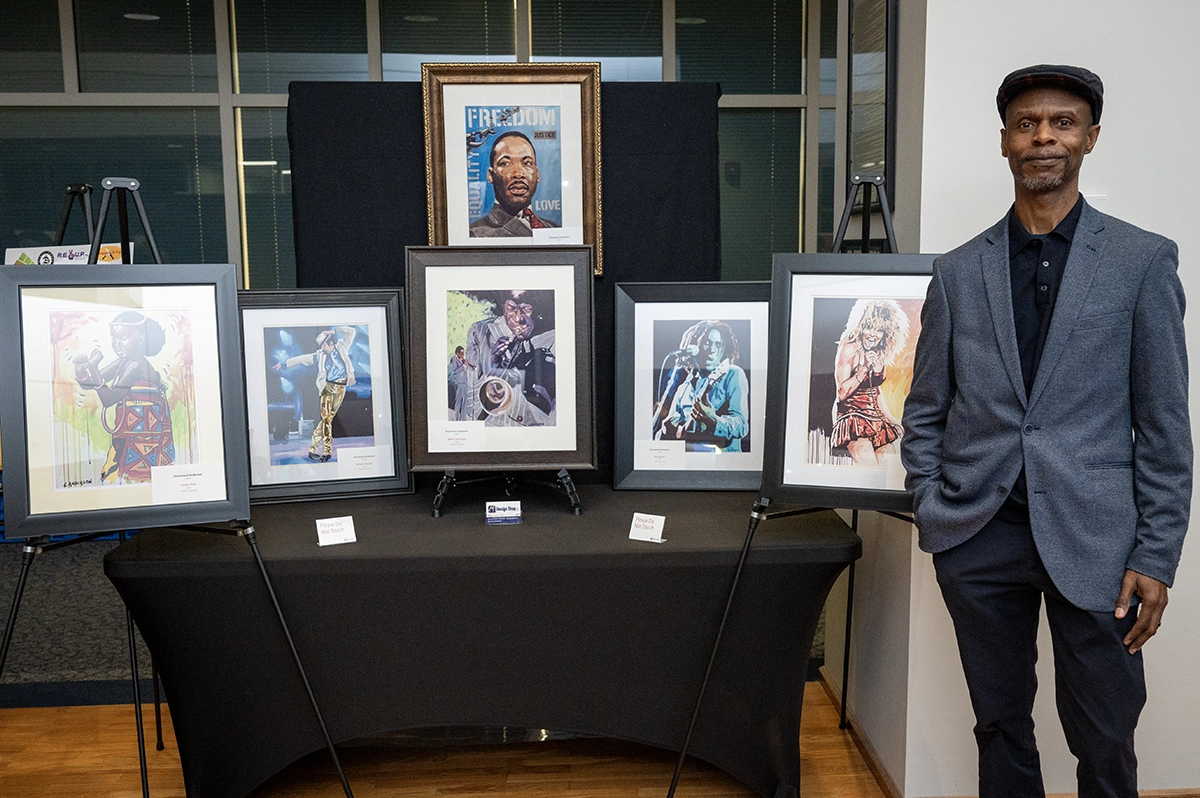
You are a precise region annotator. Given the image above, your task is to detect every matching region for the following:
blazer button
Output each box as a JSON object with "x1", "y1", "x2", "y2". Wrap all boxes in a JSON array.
[
  {"x1": 1022, "y1": 424, "x2": 1034, "y2": 434},
  {"x1": 997, "y1": 486, "x2": 1008, "y2": 496}
]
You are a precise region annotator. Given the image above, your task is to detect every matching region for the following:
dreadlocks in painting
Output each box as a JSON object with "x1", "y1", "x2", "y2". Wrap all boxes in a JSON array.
[{"x1": 831, "y1": 299, "x2": 910, "y2": 466}]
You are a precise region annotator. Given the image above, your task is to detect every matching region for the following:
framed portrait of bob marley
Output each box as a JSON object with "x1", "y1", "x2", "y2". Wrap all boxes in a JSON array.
[
  {"x1": 422, "y1": 63, "x2": 603, "y2": 275},
  {"x1": 760, "y1": 254, "x2": 935, "y2": 513},
  {"x1": 0, "y1": 264, "x2": 250, "y2": 539},
  {"x1": 613, "y1": 281, "x2": 771, "y2": 491},
  {"x1": 405, "y1": 246, "x2": 595, "y2": 472}
]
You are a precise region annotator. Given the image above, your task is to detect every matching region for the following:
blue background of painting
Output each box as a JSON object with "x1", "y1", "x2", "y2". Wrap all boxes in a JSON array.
[{"x1": 466, "y1": 105, "x2": 563, "y2": 226}]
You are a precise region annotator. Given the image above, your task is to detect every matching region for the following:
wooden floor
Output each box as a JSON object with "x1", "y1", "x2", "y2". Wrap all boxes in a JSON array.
[{"x1": 0, "y1": 682, "x2": 885, "y2": 798}]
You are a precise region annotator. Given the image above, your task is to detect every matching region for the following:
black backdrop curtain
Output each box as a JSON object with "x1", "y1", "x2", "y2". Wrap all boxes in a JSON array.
[{"x1": 288, "y1": 81, "x2": 722, "y2": 480}]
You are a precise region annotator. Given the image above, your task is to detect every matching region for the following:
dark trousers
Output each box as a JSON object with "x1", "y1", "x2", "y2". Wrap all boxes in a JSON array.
[{"x1": 933, "y1": 514, "x2": 1146, "y2": 798}]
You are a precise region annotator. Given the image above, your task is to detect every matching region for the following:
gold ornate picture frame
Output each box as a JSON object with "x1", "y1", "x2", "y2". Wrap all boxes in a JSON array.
[{"x1": 422, "y1": 62, "x2": 603, "y2": 276}]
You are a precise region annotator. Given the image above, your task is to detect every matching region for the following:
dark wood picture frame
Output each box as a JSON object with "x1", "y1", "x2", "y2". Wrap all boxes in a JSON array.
[
  {"x1": 760, "y1": 253, "x2": 936, "y2": 512},
  {"x1": 405, "y1": 246, "x2": 596, "y2": 472},
  {"x1": 422, "y1": 62, "x2": 603, "y2": 275},
  {"x1": 614, "y1": 281, "x2": 771, "y2": 490},
  {"x1": 238, "y1": 288, "x2": 412, "y2": 503},
  {"x1": 0, "y1": 263, "x2": 251, "y2": 539}
]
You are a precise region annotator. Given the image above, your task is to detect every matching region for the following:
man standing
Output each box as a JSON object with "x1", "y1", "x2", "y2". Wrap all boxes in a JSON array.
[
  {"x1": 275, "y1": 326, "x2": 357, "y2": 462},
  {"x1": 469, "y1": 131, "x2": 559, "y2": 237},
  {"x1": 901, "y1": 65, "x2": 1190, "y2": 798}
]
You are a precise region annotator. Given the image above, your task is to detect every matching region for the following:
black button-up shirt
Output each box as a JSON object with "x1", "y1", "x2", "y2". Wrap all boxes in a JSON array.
[{"x1": 995, "y1": 194, "x2": 1083, "y2": 522}]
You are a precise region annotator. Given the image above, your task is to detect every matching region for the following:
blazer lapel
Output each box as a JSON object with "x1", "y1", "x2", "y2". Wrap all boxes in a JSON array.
[
  {"x1": 1028, "y1": 201, "x2": 1105, "y2": 409},
  {"x1": 979, "y1": 218, "x2": 1029, "y2": 410}
]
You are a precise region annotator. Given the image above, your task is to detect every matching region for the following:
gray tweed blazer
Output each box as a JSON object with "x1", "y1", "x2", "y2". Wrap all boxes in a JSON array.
[{"x1": 901, "y1": 200, "x2": 1191, "y2": 612}]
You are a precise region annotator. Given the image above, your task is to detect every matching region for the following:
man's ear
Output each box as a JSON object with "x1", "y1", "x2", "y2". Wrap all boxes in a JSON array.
[
  {"x1": 486, "y1": 167, "x2": 495, "y2": 185},
  {"x1": 1084, "y1": 124, "x2": 1101, "y2": 155},
  {"x1": 999, "y1": 127, "x2": 1009, "y2": 158}
]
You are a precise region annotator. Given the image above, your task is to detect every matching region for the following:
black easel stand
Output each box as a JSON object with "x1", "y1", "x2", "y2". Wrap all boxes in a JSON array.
[
  {"x1": 664, "y1": 500, "x2": 825, "y2": 798},
  {"x1": 53, "y1": 183, "x2": 95, "y2": 247},
  {"x1": 168, "y1": 523, "x2": 355, "y2": 798},
  {"x1": 832, "y1": 172, "x2": 899, "y2": 254},
  {"x1": 88, "y1": 177, "x2": 164, "y2": 265},
  {"x1": 667, "y1": 175, "x2": 907, "y2": 797},
  {"x1": 0, "y1": 530, "x2": 153, "y2": 798},
  {"x1": 431, "y1": 468, "x2": 582, "y2": 517}
]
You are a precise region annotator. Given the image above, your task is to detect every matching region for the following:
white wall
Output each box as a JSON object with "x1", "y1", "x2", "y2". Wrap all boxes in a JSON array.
[{"x1": 915, "y1": 0, "x2": 1200, "y2": 794}]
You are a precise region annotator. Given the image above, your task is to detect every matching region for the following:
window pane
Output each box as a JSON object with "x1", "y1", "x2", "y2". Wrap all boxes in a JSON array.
[
  {"x1": 232, "y1": 0, "x2": 368, "y2": 93},
  {"x1": 74, "y1": 0, "x2": 217, "y2": 93},
  {"x1": 819, "y1": 0, "x2": 838, "y2": 95},
  {"x1": 0, "y1": 109, "x2": 226, "y2": 265},
  {"x1": 719, "y1": 109, "x2": 801, "y2": 280},
  {"x1": 817, "y1": 108, "x2": 836, "y2": 251},
  {"x1": 0, "y1": 0, "x2": 63, "y2": 91},
  {"x1": 382, "y1": 0, "x2": 515, "y2": 82},
  {"x1": 677, "y1": 0, "x2": 803, "y2": 94},
  {"x1": 531, "y1": 0, "x2": 662, "y2": 81},
  {"x1": 849, "y1": 0, "x2": 887, "y2": 175},
  {"x1": 238, "y1": 109, "x2": 295, "y2": 289}
]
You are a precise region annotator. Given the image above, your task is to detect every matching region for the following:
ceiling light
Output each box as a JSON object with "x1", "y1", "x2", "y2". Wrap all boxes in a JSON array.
[
  {"x1": 676, "y1": 17, "x2": 707, "y2": 24},
  {"x1": 404, "y1": 14, "x2": 438, "y2": 23},
  {"x1": 123, "y1": 13, "x2": 161, "y2": 21},
  {"x1": 241, "y1": 160, "x2": 278, "y2": 167}
]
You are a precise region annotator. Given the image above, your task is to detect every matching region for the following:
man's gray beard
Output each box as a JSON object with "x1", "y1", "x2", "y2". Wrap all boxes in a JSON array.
[{"x1": 1018, "y1": 172, "x2": 1066, "y2": 192}]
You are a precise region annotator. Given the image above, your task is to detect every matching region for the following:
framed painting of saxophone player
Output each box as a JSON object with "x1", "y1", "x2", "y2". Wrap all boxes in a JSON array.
[
  {"x1": 0, "y1": 264, "x2": 250, "y2": 539},
  {"x1": 239, "y1": 289, "x2": 412, "y2": 503},
  {"x1": 405, "y1": 245, "x2": 596, "y2": 472},
  {"x1": 613, "y1": 282, "x2": 771, "y2": 490},
  {"x1": 422, "y1": 62, "x2": 604, "y2": 275},
  {"x1": 759, "y1": 253, "x2": 936, "y2": 513}
]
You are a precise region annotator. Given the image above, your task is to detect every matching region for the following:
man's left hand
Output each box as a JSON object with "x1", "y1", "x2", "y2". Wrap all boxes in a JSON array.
[
  {"x1": 691, "y1": 399, "x2": 718, "y2": 430},
  {"x1": 1115, "y1": 569, "x2": 1169, "y2": 654}
]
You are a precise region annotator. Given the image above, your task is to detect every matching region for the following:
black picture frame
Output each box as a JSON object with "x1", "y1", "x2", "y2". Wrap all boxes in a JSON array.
[
  {"x1": 0, "y1": 263, "x2": 251, "y2": 539},
  {"x1": 405, "y1": 246, "x2": 596, "y2": 472},
  {"x1": 614, "y1": 281, "x2": 771, "y2": 490},
  {"x1": 238, "y1": 288, "x2": 412, "y2": 503},
  {"x1": 760, "y1": 253, "x2": 936, "y2": 512}
]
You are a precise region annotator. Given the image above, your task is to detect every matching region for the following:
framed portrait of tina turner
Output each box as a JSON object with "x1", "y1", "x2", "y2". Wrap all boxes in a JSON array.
[
  {"x1": 405, "y1": 245, "x2": 596, "y2": 472},
  {"x1": 422, "y1": 62, "x2": 603, "y2": 275},
  {"x1": 0, "y1": 263, "x2": 251, "y2": 539},
  {"x1": 760, "y1": 253, "x2": 936, "y2": 512}
]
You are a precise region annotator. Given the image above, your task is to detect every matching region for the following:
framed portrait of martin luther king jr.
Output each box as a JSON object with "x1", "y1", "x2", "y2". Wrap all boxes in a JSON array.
[{"x1": 422, "y1": 63, "x2": 603, "y2": 275}]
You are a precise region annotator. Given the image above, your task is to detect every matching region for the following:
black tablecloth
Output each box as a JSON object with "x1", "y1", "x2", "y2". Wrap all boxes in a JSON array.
[{"x1": 105, "y1": 484, "x2": 859, "y2": 798}]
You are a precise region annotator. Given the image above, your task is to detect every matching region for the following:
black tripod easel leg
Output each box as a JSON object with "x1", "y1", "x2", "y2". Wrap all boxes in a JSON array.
[
  {"x1": 238, "y1": 525, "x2": 355, "y2": 798},
  {"x1": 0, "y1": 541, "x2": 43, "y2": 678},
  {"x1": 122, "y1": 532, "x2": 151, "y2": 798},
  {"x1": 666, "y1": 498, "x2": 772, "y2": 798},
  {"x1": 152, "y1": 658, "x2": 164, "y2": 750},
  {"x1": 840, "y1": 510, "x2": 858, "y2": 730}
]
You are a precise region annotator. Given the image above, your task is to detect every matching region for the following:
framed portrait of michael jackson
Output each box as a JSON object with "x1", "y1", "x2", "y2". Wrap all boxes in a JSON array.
[
  {"x1": 238, "y1": 288, "x2": 412, "y2": 503},
  {"x1": 422, "y1": 62, "x2": 604, "y2": 275},
  {"x1": 759, "y1": 253, "x2": 936, "y2": 512},
  {"x1": 405, "y1": 245, "x2": 596, "y2": 472},
  {"x1": 0, "y1": 263, "x2": 250, "y2": 539},
  {"x1": 614, "y1": 282, "x2": 770, "y2": 490}
]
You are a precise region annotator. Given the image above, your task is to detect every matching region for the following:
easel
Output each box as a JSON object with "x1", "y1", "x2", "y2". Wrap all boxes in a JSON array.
[
  {"x1": 167, "y1": 523, "x2": 356, "y2": 798},
  {"x1": 53, "y1": 183, "x2": 95, "y2": 247},
  {"x1": 432, "y1": 468, "x2": 582, "y2": 517},
  {"x1": 2, "y1": 179, "x2": 356, "y2": 797},
  {"x1": 665, "y1": 174, "x2": 912, "y2": 798}
]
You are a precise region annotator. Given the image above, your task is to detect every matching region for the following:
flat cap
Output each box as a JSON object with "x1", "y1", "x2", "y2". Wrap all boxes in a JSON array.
[{"x1": 997, "y1": 64, "x2": 1103, "y2": 124}]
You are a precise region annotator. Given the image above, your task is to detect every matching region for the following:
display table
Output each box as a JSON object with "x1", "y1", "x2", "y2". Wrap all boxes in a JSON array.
[{"x1": 104, "y1": 483, "x2": 859, "y2": 798}]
